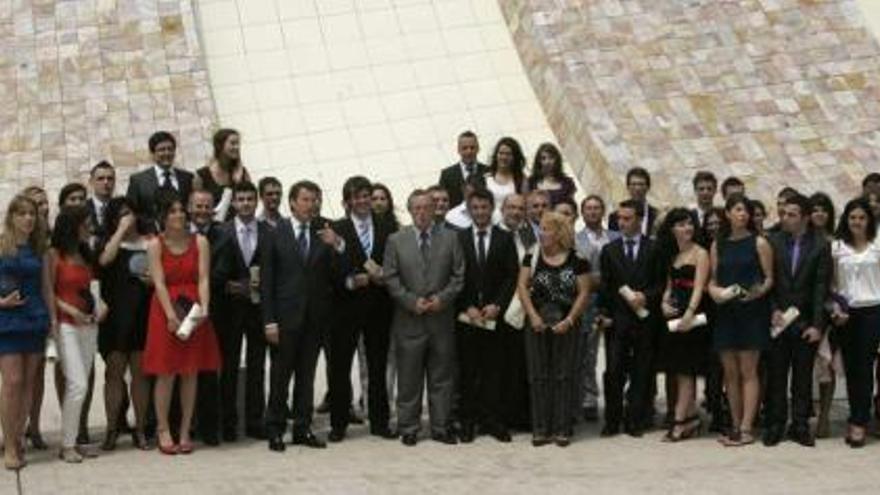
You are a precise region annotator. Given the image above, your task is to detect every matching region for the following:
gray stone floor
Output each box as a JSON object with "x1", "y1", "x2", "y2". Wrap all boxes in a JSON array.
[{"x1": 2, "y1": 358, "x2": 872, "y2": 494}]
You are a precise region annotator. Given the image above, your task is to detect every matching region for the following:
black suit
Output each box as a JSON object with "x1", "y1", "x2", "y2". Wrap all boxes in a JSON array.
[
  {"x1": 329, "y1": 214, "x2": 396, "y2": 433},
  {"x1": 126, "y1": 166, "x2": 194, "y2": 225},
  {"x1": 598, "y1": 236, "x2": 663, "y2": 430},
  {"x1": 455, "y1": 226, "x2": 518, "y2": 431},
  {"x1": 210, "y1": 219, "x2": 270, "y2": 436},
  {"x1": 608, "y1": 204, "x2": 659, "y2": 237},
  {"x1": 766, "y1": 230, "x2": 830, "y2": 432},
  {"x1": 262, "y1": 218, "x2": 344, "y2": 437},
  {"x1": 438, "y1": 162, "x2": 489, "y2": 208}
]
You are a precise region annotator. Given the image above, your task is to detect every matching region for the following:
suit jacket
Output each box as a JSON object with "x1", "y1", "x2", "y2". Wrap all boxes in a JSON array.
[
  {"x1": 455, "y1": 226, "x2": 519, "y2": 314},
  {"x1": 598, "y1": 236, "x2": 664, "y2": 329},
  {"x1": 334, "y1": 213, "x2": 396, "y2": 307},
  {"x1": 87, "y1": 197, "x2": 110, "y2": 243},
  {"x1": 261, "y1": 218, "x2": 345, "y2": 334},
  {"x1": 211, "y1": 219, "x2": 271, "y2": 311},
  {"x1": 439, "y1": 162, "x2": 489, "y2": 207},
  {"x1": 769, "y1": 230, "x2": 830, "y2": 331},
  {"x1": 608, "y1": 203, "x2": 659, "y2": 237},
  {"x1": 383, "y1": 224, "x2": 465, "y2": 336},
  {"x1": 126, "y1": 166, "x2": 194, "y2": 224}
]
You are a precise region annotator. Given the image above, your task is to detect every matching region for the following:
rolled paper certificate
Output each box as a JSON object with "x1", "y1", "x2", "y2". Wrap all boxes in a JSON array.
[
  {"x1": 176, "y1": 303, "x2": 204, "y2": 341},
  {"x1": 89, "y1": 280, "x2": 102, "y2": 318},
  {"x1": 771, "y1": 306, "x2": 800, "y2": 339},
  {"x1": 249, "y1": 266, "x2": 261, "y2": 304},
  {"x1": 45, "y1": 336, "x2": 58, "y2": 362},
  {"x1": 364, "y1": 259, "x2": 382, "y2": 278},
  {"x1": 719, "y1": 285, "x2": 745, "y2": 302},
  {"x1": 619, "y1": 285, "x2": 649, "y2": 319},
  {"x1": 667, "y1": 313, "x2": 708, "y2": 332},
  {"x1": 214, "y1": 188, "x2": 234, "y2": 222},
  {"x1": 457, "y1": 312, "x2": 497, "y2": 331}
]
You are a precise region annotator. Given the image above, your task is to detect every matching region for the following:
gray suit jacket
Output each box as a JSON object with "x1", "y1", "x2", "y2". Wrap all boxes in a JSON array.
[
  {"x1": 126, "y1": 166, "x2": 194, "y2": 224},
  {"x1": 383, "y1": 224, "x2": 465, "y2": 336}
]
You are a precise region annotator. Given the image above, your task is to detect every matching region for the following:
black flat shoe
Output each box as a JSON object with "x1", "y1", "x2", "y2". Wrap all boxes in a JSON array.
[
  {"x1": 458, "y1": 424, "x2": 475, "y2": 444},
  {"x1": 488, "y1": 428, "x2": 512, "y2": 443},
  {"x1": 101, "y1": 430, "x2": 119, "y2": 451},
  {"x1": 27, "y1": 431, "x2": 48, "y2": 451},
  {"x1": 328, "y1": 429, "x2": 346, "y2": 443},
  {"x1": 401, "y1": 433, "x2": 418, "y2": 446},
  {"x1": 431, "y1": 432, "x2": 458, "y2": 445},
  {"x1": 370, "y1": 427, "x2": 398, "y2": 440},
  {"x1": 268, "y1": 435, "x2": 286, "y2": 452},
  {"x1": 76, "y1": 431, "x2": 91, "y2": 446},
  {"x1": 291, "y1": 431, "x2": 326, "y2": 449},
  {"x1": 531, "y1": 435, "x2": 552, "y2": 447},
  {"x1": 600, "y1": 424, "x2": 620, "y2": 437}
]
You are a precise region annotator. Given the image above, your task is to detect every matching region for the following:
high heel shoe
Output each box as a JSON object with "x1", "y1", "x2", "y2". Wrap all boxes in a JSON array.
[
  {"x1": 101, "y1": 430, "x2": 119, "y2": 451},
  {"x1": 178, "y1": 441, "x2": 194, "y2": 455},
  {"x1": 157, "y1": 442, "x2": 179, "y2": 456},
  {"x1": 132, "y1": 431, "x2": 152, "y2": 451},
  {"x1": 26, "y1": 430, "x2": 48, "y2": 451},
  {"x1": 663, "y1": 416, "x2": 703, "y2": 442}
]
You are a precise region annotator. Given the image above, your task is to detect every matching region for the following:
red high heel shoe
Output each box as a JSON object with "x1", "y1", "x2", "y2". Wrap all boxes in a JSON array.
[{"x1": 178, "y1": 441, "x2": 194, "y2": 455}]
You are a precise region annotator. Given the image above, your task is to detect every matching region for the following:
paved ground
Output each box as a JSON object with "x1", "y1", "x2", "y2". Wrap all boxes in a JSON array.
[{"x1": 2, "y1": 358, "x2": 873, "y2": 494}]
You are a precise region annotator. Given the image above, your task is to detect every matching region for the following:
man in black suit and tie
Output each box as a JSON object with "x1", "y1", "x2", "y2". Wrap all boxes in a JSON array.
[
  {"x1": 87, "y1": 160, "x2": 116, "y2": 241},
  {"x1": 455, "y1": 188, "x2": 519, "y2": 443},
  {"x1": 763, "y1": 193, "x2": 830, "y2": 447},
  {"x1": 438, "y1": 130, "x2": 489, "y2": 208},
  {"x1": 691, "y1": 171, "x2": 717, "y2": 228},
  {"x1": 262, "y1": 181, "x2": 346, "y2": 452},
  {"x1": 210, "y1": 181, "x2": 269, "y2": 442},
  {"x1": 126, "y1": 131, "x2": 194, "y2": 226},
  {"x1": 327, "y1": 176, "x2": 398, "y2": 442},
  {"x1": 608, "y1": 167, "x2": 658, "y2": 237},
  {"x1": 598, "y1": 199, "x2": 663, "y2": 437}
]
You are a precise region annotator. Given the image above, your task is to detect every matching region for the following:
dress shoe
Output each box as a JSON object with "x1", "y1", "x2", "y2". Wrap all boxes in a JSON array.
[
  {"x1": 487, "y1": 427, "x2": 512, "y2": 443},
  {"x1": 291, "y1": 431, "x2": 326, "y2": 449},
  {"x1": 26, "y1": 431, "x2": 48, "y2": 451},
  {"x1": 600, "y1": 423, "x2": 620, "y2": 437},
  {"x1": 458, "y1": 424, "x2": 475, "y2": 444},
  {"x1": 624, "y1": 423, "x2": 643, "y2": 438},
  {"x1": 582, "y1": 407, "x2": 599, "y2": 422},
  {"x1": 370, "y1": 427, "x2": 399, "y2": 440},
  {"x1": 328, "y1": 428, "x2": 346, "y2": 443},
  {"x1": 401, "y1": 433, "x2": 418, "y2": 446},
  {"x1": 101, "y1": 430, "x2": 119, "y2": 451},
  {"x1": 762, "y1": 425, "x2": 783, "y2": 447},
  {"x1": 349, "y1": 406, "x2": 365, "y2": 425},
  {"x1": 245, "y1": 427, "x2": 267, "y2": 440},
  {"x1": 531, "y1": 435, "x2": 552, "y2": 447},
  {"x1": 268, "y1": 435, "x2": 286, "y2": 452},
  {"x1": 223, "y1": 429, "x2": 238, "y2": 443},
  {"x1": 787, "y1": 427, "x2": 815, "y2": 447},
  {"x1": 76, "y1": 430, "x2": 91, "y2": 446},
  {"x1": 431, "y1": 432, "x2": 458, "y2": 445},
  {"x1": 201, "y1": 433, "x2": 220, "y2": 447}
]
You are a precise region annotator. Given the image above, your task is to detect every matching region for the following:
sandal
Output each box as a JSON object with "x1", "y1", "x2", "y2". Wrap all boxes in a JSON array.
[{"x1": 59, "y1": 447, "x2": 83, "y2": 464}]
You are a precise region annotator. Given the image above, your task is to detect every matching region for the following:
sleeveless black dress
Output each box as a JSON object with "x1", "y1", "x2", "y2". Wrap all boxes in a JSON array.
[{"x1": 658, "y1": 264, "x2": 710, "y2": 375}]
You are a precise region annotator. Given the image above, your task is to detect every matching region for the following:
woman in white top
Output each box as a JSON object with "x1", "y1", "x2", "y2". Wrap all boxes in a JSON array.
[
  {"x1": 486, "y1": 137, "x2": 527, "y2": 210},
  {"x1": 829, "y1": 197, "x2": 880, "y2": 448}
]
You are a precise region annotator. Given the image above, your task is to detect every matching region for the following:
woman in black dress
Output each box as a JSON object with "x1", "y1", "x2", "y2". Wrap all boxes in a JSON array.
[
  {"x1": 97, "y1": 197, "x2": 153, "y2": 450},
  {"x1": 656, "y1": 208, "x2": 711, "y2": 441},
  {"x1": 193, "y1": 129, "x2": 251, "y2": 221}
]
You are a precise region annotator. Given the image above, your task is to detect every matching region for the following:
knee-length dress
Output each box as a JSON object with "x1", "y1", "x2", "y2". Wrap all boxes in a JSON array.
[
  {"x1": 713, "y1": 235, "x2": 770, "y2": 351},
  {"x1": 658, "y1": 264, "x2": 710, "y2": 375},
  {"x1": 0, "y1": 245, "x2": 49, "y2": 355},
  {"x1": 98, "y1": 244, "x2": 152, "y2": 357},
  {"x1": 142, "y1": 236, "x2": 220, "y2": 375}
]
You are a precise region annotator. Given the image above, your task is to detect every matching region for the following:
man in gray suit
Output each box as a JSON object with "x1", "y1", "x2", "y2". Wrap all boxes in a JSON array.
[
  {"x1": 384, "y1": 189, "x2": 465, "y2": 446},
  {"x1": 126, "y1": 131, "x2": 194, "y2": 226}
]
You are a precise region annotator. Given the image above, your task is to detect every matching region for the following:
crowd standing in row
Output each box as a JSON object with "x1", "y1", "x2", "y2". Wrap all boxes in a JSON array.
[{"x1": 1, "y1": 128, "x2": 880, "y2": 470}]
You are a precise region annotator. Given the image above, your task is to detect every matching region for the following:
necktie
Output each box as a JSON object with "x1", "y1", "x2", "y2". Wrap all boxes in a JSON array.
[
  {"x1": 298, "y1": 223, "x2": 309, "y2": 261},
  {"x1": 161, "y1": 169, "x2": 174, "y2": 190},
  {"x1": 477, "y1": 230, "x2": 487, "y2": 269},
  {"x1": 359, "y1": 220, "x2": 372, "y2": 255},
  {"x1": 241, "y1": 225, "x2": 254, "y2": 266},
  {"x1": 419, "y1": 230, "x2": 430, "y2": 261},
  {"x1": 625, "y1": 238, "x2": 636, "y2": 262},
  {"x1": 465, "y1": 162, "x2": 475, "y2": 179},
  {"x1": 791, "y1": 237, "x2": 801, "y2": 276}
]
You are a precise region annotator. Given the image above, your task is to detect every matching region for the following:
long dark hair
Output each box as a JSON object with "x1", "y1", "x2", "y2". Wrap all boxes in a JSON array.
[
  {"x1": 699, "y1": 206, "x2": 725, "y2": 248},
  {"x1": 656, "y1": 208, "x2": 702, "y2": 274},
  {"x1": 809, "y1": 192, "x2": 835, "y2": 234},
  {"x1": 212, "y1": 128, "x2": 241, "y2": 171},
  {"x1": 835, "y1": 197, "x2": 876, "y2": 245},
  {"x1": 51, "y1": 205, "x2": 94, "y2": 265},
  {"x1": 489, "y1": 137, "x2": 526, "y2": 192},
  {"x1": 528, "y1": 142, "x2": 568, "y2": 187},
  {"x1": 718, "y1": 194, "x2": 757, "y2": 239},
  {"x1": 372, "y1": 182, "x2": 399, "y2": 230}
]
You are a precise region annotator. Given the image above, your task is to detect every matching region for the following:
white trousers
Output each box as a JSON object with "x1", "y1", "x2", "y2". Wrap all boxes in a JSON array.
[{"x1": 58, "y1": 322, "x2": 98, "y2": 448}]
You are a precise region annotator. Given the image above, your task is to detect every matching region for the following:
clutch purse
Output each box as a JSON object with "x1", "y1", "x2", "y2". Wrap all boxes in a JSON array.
[
  {"x1": 0, "y1": 274, "x2": 20, "y2": 299},
  {"x1": 127, "y1": 251, "x2": 149, "y2": 279}
]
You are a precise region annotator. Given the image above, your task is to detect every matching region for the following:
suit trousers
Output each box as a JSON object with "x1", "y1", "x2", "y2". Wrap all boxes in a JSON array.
[
  {"x1": 524, "y1": 323, "x2": 579, "y2": 437},
  {"x1": 218, "y1": 302, "x2": 266, "y2": 433},
  {"x1": 456, "y1": 323, "x2": 504, "y2": 429},
  {"x1": 576, "y1": 296, "x2": 601, "y2": 410},
  {"x1": 765, "y1": 327, "x2": 818, "y2": 430},
  {"x1": 329, "y1": 301, "x2": 391, "y2": 431},
  {"x1": 265, "y1": 311, "x2": 322, "y2": 438},
  {"x1": 840, "y1": 305, "x2": 880, "y2": 427},
  {"x1": 395, "y1": 319, "x2": 455, "y2": 436},
  {"x1": 603, "y1": 322, "x2": 655, "y2": 428}
]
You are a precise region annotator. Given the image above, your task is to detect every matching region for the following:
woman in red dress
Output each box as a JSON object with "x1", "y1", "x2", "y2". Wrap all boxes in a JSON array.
[{"x1": 142, "y1": 194, "x2": 220, "y2": 455}]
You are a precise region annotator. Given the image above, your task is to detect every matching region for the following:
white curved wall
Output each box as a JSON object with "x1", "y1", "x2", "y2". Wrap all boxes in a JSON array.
[{"x1": 194, "y1": 0, "x2": 558, "y2": 218}]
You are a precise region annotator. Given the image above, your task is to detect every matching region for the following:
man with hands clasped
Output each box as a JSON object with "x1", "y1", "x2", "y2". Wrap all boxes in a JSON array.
[{"x1": 763, "y1": 193, "x2": 830, "y2": 447}]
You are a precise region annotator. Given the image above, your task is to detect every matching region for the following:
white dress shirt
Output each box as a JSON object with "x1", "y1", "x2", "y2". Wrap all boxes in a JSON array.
[
  {"x1": 153, "y1": 165, "x2": 179, "y2": 191},
  {"x1": 235, "y1": 216, "x2": 258, "y2": 265},
  {"x1": 832, "y1": 239, "x2": 880, "y2": 308}
]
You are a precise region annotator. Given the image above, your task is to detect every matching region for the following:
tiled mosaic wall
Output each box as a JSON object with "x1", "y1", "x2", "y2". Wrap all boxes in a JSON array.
[
  {"x1": 500, "y1": 0, "x2": 880, "y2": 208},
  {"x1": 0, "y1": 0, "x2": 216, "y2": 207}
]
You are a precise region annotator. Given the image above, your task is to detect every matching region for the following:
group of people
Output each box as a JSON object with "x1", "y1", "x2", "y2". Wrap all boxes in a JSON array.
[{"x1": 1, "y1": 127, "x2": 879, "y2": 471}]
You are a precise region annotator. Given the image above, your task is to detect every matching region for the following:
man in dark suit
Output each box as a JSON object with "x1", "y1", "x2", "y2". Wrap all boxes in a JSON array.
[
  {"x1": 210, "y1": 182, "x2": 269, "y2": 442},
  {"x1": 327, "y1": 176, "x2": 398, "y2": 442},
  {"x1": 87, "y1": 160, "x2": 116, "y2": 241},
  {"x1": 438, "y1": 130, "x2": 489, "y2": 208},
  {"x1": 126, "y1": 131, "x2": 194, "y2": 226},
  {"x1": 262, "y1": 180, "x2": 346, "y2": 452},
  {"x1": 598, "y1": 199, "x2": 663, "y2": 437},
  {"x1": 691, "y1": 170, "x2": 717, "y2": 228},
  {"x1": 608, "y1": 167, "x2": 658, "y2": 236},
  {"x1": 454, "y1": 188, "x2": 519, "y2": 443},
  {"x1": 763, "y1": 193, "x2": 830, "y2": 447}
]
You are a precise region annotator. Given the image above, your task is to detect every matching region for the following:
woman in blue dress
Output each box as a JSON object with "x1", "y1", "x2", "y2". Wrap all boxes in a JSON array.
[{"x1": 0, "y1": 195, "x2": 55, "y2": 470}]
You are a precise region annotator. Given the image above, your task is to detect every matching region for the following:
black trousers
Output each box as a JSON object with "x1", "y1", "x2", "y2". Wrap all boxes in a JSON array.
[
  {"x1": 765, "y1": 327, "x2": 818, "y2": 430},
  {"x1": 501, "y1": 329, "x2": 530, "y2": 430},
  {"x1": 603, "y1": 323, "x2": 655, "y2": 428},
  {"x1": 196, "y1": 371, "x2": 219, "y2": 439},
  {"x1": 705, "y1": 351, "x2": 729, "y2": 423},
  {"x1": 218, "y1": 302, "x2": 267, "y2": 433},
  {"x1": 456, "y1": 323, "x2": 504, "y2": 430},
  {"x1": 840, "y1": 305, "x2": 880, "y2": 427},
  {"x1": 265, "y1": 312, "x2": 322, "y2": 438},
  {"x1": 329, "y1": 301, "x2": 391, "y2": 431}
]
